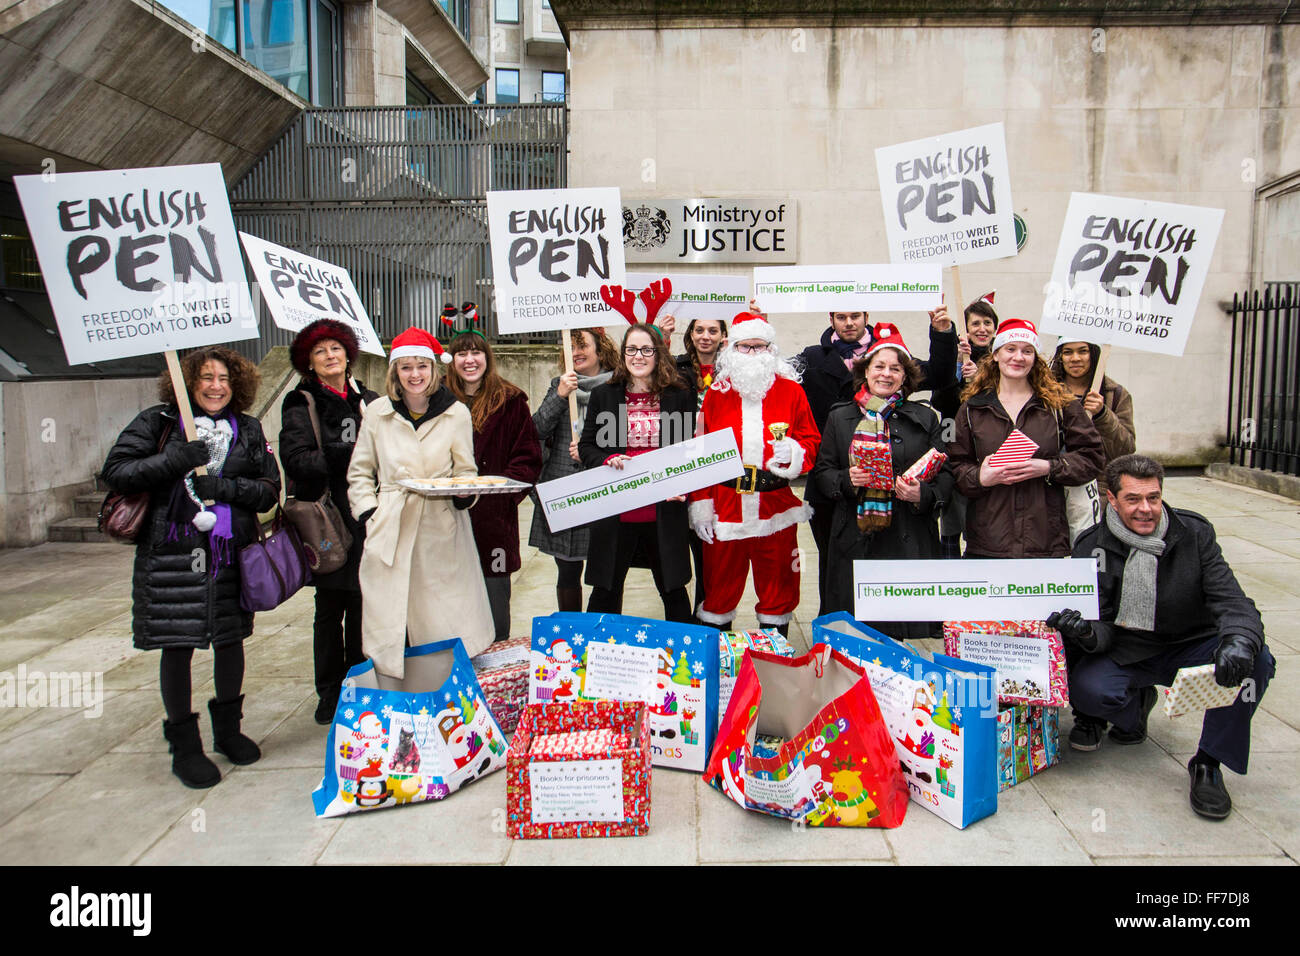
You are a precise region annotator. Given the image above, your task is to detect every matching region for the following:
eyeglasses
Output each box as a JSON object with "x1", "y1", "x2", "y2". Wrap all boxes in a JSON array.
[
  {"x1": 733, "y1": 343, "x2": 769, "y2": 354},
  {"x1": 623, "y1": 346, "x2": 657, "y2": 357}
]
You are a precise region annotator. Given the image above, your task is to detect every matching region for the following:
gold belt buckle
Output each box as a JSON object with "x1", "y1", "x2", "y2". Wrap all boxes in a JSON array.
[{"x1": 736, "y1": 464, "x2": 759, "y2": 494}]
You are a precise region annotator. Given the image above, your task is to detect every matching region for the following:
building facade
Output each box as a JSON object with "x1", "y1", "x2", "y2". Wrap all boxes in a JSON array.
[{"x1": 552, "y1": 0, "x2": 1300, "y2": 464}]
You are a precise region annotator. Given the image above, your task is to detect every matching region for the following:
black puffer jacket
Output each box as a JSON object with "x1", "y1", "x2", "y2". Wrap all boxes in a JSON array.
[
  {"x1": 102, "y1": 404, "x2": 281, "y2": 651},
  {"x1": 279, "y1": 377, "x2": 379, "y2": 590}
]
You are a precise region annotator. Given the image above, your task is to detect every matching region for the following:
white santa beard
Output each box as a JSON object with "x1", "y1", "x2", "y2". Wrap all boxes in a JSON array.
[{"x1": 718, "y1": 351, "x2": 778, "y2": 402}]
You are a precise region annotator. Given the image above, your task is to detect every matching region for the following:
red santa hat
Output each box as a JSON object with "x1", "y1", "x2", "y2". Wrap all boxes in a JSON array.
[
  {"x1": 991, "y1": 318, "x2": 1039, "y2": 353},
  {"x1": 390, "y1": 326, "x2": 450, "y2": 364},
  {"x1": 863, "y1": 323, "x2": 911, "y2": 362},
  {"x1": 978, "y1": 290, "x2": 995, "y2": 307},
  {"x1": 728, "y1": 310, "x2": 776, "y2": 345}
]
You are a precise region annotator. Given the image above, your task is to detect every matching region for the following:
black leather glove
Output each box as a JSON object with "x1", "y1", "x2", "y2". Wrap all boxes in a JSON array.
[
  {"x1": 192, "y1": 474, "x2": 222, "y2": 501},
  {"x1": 1214, "y1": 634, "x2": 1256, "y2": 687},
  {"x1": 358, "y1": 507, "x2": 376, "y2": 527},
  {"x1": 167, "y1": 439, "x2": 210, "y2": 471},
  {"x1": 1046, "y1": 609, "x2": 1099, "y2": 653}
]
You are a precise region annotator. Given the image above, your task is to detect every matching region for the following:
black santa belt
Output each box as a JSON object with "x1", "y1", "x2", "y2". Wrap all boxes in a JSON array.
[{"x1": 723, "y1": 465, "x2": 789, "y2": 494}]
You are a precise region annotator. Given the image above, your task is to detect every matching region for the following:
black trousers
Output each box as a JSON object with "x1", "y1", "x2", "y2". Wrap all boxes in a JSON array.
[
  {"x1": 314, "y1": 588, "x2": 364, "y2": 700},
  {"x1": 587, "y1": 521, "x2": 692, "y2": 623},
  {"x1": 1069, "y1": 635, "x2": 1275, "y2": 775},
  {"x1": 809, "y1": 503, "x2": 834, "y2": 616}
]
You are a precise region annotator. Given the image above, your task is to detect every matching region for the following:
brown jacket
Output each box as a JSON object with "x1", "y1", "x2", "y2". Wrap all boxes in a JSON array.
[
  {"x1": 948, "y1": 390, "x2": 1106, "y2": 558},
  {"x1": 1089, "y1": 376, "x2": 1136, "y2": 497}
]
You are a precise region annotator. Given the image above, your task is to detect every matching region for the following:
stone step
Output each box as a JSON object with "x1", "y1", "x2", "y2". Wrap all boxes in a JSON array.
[
  {"x1": 73, "y1": 493, "x2": 105, "y2": 518},
  {"x1": 48, "y1": 516, "x2": 112, "y2": 544}
]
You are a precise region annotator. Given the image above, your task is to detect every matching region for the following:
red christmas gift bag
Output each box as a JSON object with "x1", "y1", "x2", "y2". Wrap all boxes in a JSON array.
[
  {"x1": 506, "y1": 701, "x2": 652, "y2": 839},
  {"x1": 703, "y1": 644, "x2": 909, "y2": 828}
]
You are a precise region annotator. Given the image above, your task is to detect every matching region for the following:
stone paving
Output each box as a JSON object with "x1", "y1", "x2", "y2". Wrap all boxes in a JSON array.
[{"x1": 0, "y1": 476, "x2": 1295, "y2": 865}]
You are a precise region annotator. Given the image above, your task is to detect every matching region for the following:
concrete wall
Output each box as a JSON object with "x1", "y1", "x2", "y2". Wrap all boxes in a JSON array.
[
  {"x1": 566, "y1": 22, "x2": 1300, "y2": 463},
  {"x1": 0, "y1": 377, "x2": 157, "y2": 546},
  {"x1": 1261, "y1": 185, "x2": 1300, "y2": 281}
]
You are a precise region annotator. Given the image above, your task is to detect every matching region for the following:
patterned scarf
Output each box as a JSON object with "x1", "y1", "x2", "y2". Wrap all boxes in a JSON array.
[
  {"x1": 850, "y1": 387, "x2": 901, "y2": 532},
  {"x1": 166, "y1": 413, "x2": 238, "y2": 572}
]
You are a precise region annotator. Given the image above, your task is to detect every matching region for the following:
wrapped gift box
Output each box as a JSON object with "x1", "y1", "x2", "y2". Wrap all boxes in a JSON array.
[
  {"x1": 718, "y1": 628, "x2": 796, "y2": 731},
  {"x1": 507, "y1": 701, "x2": 652, "y2": 839},
  {"x1": 472, "y1": 637, "x2": 531, "y2": 734},
  {"x1": 996, "y1": 704, "x2": 1060, "y2": 792},
  {"x1": 1163, "y1": 664, "x2": 1243, "y2": 716},
  {"x1": 943, "y1": 620, "x2": 1069, "y2": 707}
]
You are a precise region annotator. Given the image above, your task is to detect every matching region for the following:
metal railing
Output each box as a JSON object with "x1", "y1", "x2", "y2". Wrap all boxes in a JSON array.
[
  {"x1": 229, "y1": 103, "x2": 567, "y2": 361},
  {"x1": 1227, "y1": 285, "x2": 1300, "y2": 475}
]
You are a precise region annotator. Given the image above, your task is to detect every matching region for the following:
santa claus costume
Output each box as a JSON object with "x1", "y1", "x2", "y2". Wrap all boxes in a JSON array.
[{"x1": 688, "y1": 312, "x2": 820, "y2": 630}]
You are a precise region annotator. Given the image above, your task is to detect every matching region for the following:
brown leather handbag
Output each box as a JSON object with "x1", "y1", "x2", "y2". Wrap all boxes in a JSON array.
[
  {"x1": 282, "y1": 391, "x2": 354, "y2": 574},
  {"x1": 98, "y1": 421, "x2": 173, "y2": 543}
]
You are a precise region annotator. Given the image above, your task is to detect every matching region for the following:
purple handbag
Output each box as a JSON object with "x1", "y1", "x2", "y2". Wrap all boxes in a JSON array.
[{"x1": 238, "y1": 508, "x2": 311, "y2": 612}]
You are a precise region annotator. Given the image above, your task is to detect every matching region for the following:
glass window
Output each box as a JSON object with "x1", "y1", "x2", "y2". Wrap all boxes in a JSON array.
[
  {"x1": 495, "y1": 69, "x2": 519, "y2": 104},
  {"x1": 407, "y1": 73, "x2": 439, "y2": 106},
  {"x1": 496, "y1": 0, "x2": 519, "y2": 23},
  {"x1": 313, "y1": 0, "x2": 338, "y2": 106},
  {"x1": 157, "y1": 1, "x2": 237, "y2": 50},
  {"x1": 243, "y1": 0, "x2": 309, "y2": 100},
  {"x1": 541, "y1": 71, "x2": 565, "y2": 103}
]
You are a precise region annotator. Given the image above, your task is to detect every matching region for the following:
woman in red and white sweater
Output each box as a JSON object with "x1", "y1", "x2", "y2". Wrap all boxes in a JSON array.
[{"x1": 578, "y1": 324, "x2": 697, "y2": 622}]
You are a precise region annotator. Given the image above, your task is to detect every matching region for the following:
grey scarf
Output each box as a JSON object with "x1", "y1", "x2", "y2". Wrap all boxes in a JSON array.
[
  {"x1": 1105, "y1": 504, "x2": 1169, "y2": 631},
  {"x1": 573, "y1": 370, "x2": 613, "y2": 432}
]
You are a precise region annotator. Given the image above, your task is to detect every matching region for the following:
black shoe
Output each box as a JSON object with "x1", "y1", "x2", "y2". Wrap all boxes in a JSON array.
[
  {"x1": 162, "y1": 714, "x2": 221, "y2": 789},
  {"x1": 1109, "y1": 686, "x2": 1158, "y2": 745},
  {"x1": 1188, "y1": 759, "x2": 1232, "y2": 819},
  {"x1": 208, "y1": 695, "x2": 262, "y2": 765},
  {"x1": 1069, "y1": 715, "x2": 1105, "y2": 751},
  {"x1": 314, "y1": 693, "x2": 338, "y2": 726}
]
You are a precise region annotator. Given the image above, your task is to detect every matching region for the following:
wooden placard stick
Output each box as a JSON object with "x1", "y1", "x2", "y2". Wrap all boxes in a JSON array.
[
  {"x1": 560, "y1": 329, "x2": 580, "y2": 443},
  {"x1": 1088, "y1": 344, "x2": 1112, "y2": 393},
  {"x1": 164, "y1": 349, "x2": 212, "y2": 504},
  {"x1": 950, "y1": 264, "x2": 965, "y2": 326}
]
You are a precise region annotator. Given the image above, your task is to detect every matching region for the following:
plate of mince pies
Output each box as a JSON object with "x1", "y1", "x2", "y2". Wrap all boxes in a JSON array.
[{"x1": 397, "y1": 475, "x2": 532, "y2": 496}]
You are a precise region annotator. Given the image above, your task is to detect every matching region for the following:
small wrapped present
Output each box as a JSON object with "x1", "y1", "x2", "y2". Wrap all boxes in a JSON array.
[
  {"x1": 1163, "y1": 664, "x2": 1243, "y2": 717},
  {"x1": 472, "y1": 637, "x2": 531, "y2": 734},
  {"x1": 507, "y1": 701, "x2": 652, "y2": 839},
  {"x1": 995, "y1": 704, "x2": 1060, "y2": 792},
  {"x1": 901, "y1": 447, "x2": 947, "y2": 482}
]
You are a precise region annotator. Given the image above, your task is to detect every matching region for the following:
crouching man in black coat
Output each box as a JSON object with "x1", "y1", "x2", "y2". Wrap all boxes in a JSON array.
[{"x1": 1048, "y1": 454, "x2": 1275, "y2": 820}]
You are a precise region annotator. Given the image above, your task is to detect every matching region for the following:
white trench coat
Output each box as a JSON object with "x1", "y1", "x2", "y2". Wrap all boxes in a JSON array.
[{"x1": 347, "y1": 394, "x2": 494, "y2": 677}]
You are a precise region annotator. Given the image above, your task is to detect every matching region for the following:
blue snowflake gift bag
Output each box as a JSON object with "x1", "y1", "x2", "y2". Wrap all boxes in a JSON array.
[
  {"x1": 528, "y1": 612, "x2": 720, "y2": 772},
  {"x1": 312, "y1": 639, "x2": 508, "y2": 817},
  {"x1": 811, "y1": 612, "x2": 999, "y2": 830}
]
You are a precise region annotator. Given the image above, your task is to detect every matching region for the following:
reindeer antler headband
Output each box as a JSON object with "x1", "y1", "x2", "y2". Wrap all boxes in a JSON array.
[{"x1": 599, "y1": 278, "x2": 673, "y2": 335}]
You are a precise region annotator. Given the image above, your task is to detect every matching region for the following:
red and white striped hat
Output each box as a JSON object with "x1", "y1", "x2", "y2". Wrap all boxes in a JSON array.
[
  {"x1": 389, "y1": 326, "x2": 450, "y2": 364},
  {"x1": 864, "y1": 322, "x2": 911, "y2": 361},
  {"x1": 992, "y1": 318, "x2": 1039, "y2": 353}
]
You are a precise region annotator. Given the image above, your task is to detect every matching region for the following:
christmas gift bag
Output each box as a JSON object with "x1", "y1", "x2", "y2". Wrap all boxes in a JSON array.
[
  {"x1": 813, "y1": 612, "x2": 999, "y2": 829},
  {"x1": 529, "y1": 612, "x2": 720, "y2": 772},
  {"x1": 942, "y1": 620, "x2": 1069, "y2": 707},
  {"x1": 312, "y1": 639, "x2": 508, "y2": 817},
  {"x1": 507, "y1": 701, "x2": 652, "y2": 839},
  {"x1": 703, "y1": 643, "x2": 910, "y2": 828},
  {"x1": 471, "y1": 637, "x2": 531, "y2": 734},
  {"x1": 995, "y1": 704, "x2": 1060, "y2": 792},
  {"x1": 717, "y1": 628, "x2": 797, "y2": 732}
]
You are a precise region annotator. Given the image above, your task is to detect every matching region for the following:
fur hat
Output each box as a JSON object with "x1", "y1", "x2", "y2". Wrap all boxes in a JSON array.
[{"x1": 289, "y1": 319, "x2": 360, "y2": 375}]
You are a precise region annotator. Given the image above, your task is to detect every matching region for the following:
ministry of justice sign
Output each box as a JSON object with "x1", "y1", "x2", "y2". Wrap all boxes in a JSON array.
[{"x1": 622, "y1": 198, "x2": 797, "y2": 263}]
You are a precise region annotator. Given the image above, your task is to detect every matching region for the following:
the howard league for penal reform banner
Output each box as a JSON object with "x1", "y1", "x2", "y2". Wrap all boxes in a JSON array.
[{"x1": 13, "y1": 163, "x2": 257, "y2": 365}]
